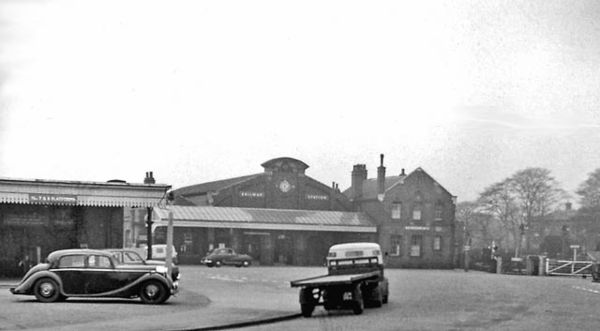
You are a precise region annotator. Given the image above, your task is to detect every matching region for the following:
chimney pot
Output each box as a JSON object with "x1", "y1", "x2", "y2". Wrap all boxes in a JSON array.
[
  {"x1": 144, "y1": 171, "x2": 156, "y2": 184},
  {"x1": 377, "y1": 155, "x2": 386, "y2": 196}
]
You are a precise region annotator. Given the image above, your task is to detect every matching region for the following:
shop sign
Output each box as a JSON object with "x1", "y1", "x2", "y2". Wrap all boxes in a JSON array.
[
  {"x1": 243, "y1": 231, "x2": 271, "y2": 236},
  {"x1": 29, "y1": 194, "x2": 77, "y2": 204},
  {"x1": 3, "y1": 212, "x2": 48, "y2": 226},
  {"x1": 405, "y1": 226, "x2": 430, "y2": 231}
]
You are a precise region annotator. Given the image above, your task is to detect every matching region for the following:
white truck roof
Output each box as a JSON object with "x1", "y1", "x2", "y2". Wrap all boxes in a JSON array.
[{"x1": 327, "y1": 242, "x2": 383, "y2": 265}]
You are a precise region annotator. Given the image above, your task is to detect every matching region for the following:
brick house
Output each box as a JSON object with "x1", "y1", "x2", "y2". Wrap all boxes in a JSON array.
[{"x1": 344, "y1": 155, "x2": 457, "y2": 268}]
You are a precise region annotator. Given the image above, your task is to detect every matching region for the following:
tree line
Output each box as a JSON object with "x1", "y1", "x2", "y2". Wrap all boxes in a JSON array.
[{"x1": 457, "y1": 167, "x2": 600, "y2": 257}]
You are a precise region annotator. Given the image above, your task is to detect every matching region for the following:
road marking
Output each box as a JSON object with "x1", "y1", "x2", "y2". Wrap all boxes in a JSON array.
[{"x1": 573, "y1": 286, "x2": 600, "y2": 295}]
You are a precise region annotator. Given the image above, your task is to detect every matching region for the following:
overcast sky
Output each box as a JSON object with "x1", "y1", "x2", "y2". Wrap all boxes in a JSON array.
[{"x1": 1, "y1": 0, "x2": 599, "y2": 203}]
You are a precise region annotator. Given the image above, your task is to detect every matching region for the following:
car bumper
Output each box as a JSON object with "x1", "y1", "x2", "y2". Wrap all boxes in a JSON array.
[{"x1": 172, "y1": 280, "x2": 179, "y2": 294}]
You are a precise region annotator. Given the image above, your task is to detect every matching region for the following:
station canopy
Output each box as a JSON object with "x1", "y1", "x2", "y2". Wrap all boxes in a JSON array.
[
  {"x1": 153, "y1": 206, "x2": 376, "y2": 233},
  {"x1": 0, "y1": 178, "x2": 170, "y2": 208}
]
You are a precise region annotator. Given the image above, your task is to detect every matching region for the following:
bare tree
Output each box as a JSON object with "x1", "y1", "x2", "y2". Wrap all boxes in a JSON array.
[
  {"x1": 478, "y1": 179, "x2": 521, "y2": 256},
  {"x1": 456, "y1": 201, "x2": 496, "y2": 248},
  {"x1": 508, "y1": 167, "x2": 566, "y2": 253},
  {"x1": 577, "y1": 168, "x2": 600, "y2": 208}
]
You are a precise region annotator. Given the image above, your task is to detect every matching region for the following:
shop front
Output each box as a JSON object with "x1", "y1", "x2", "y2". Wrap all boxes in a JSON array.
[{"x1": 0, "y1": 176, "x2": 170, "y2": 276}]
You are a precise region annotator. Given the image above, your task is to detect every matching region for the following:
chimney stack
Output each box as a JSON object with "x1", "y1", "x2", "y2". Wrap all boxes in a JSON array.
[
  {"x1": 144, "y1": 171, "x2": 156, "y2": 184},
  {"x1": 377, "y1": 154, "x2": 386, "y2": 199},
  {"x1": 351, "y1": 164, "x2": 367, "y2": 199}
]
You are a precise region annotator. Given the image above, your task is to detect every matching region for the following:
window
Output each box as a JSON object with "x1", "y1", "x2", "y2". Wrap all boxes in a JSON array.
[
  {"x1": 433, "y1": 236, "x2": 442, "y2": 251},
  {"x1": 59, "y1": 255, "x2": 85, "y2": 268},
  {"x1": 87, "y1": 255, "x2": 112, "y2": 268},
  {"x1": 412, "y1": 205, "x2": 422, "y2": 221},
  {"x1": 123, "y1": 252, "x2": 143, "y2": 263},
  {"x1": 390, "y1": 235, "x2": 402, "y2": 256},
  {"x1": 435, "y1": 203, "x2": 443, "y2": 221},
  {"x1": 391, "y1": 202, "x2": 402, "y2": 219},
  {"x1": 410, "y1": 235, "x2": 422, "y2": 257}
]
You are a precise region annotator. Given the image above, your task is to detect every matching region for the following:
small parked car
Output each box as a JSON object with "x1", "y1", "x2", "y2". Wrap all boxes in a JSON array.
[
  {"x1": 200, "y1": 247, "x2": 252, "y2": 267},
  {"x1": 9, "y1": 249, "x2": 178, "y2": 304},
  {"x1": 105, "y1": 248, "x2": 180, "y2": 282}
]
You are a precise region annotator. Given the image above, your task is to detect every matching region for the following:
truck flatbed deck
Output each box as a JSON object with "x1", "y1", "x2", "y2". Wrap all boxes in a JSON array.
[{"x1": 290, "y1": 270, "x2": 381, "y2": 287}]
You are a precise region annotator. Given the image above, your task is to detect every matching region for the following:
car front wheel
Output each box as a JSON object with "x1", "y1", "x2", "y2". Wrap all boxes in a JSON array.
[
  {"x1": 139, "y1": 280, "x2": 169, "y2": 304},
  {"x1": 242, "y1": 261, "x2": 250, "y2": 267},
  {"x1": 34, "y1": 278, "x2": 60, "y2": 303}
]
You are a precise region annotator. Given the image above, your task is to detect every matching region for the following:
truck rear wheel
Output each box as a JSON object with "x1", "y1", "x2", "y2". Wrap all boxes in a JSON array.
[
  {"x1": 371, "y1": 286, "x2": 383, "y2": 308},
  {"x1": 301, "y1": 303, "x2": 314, "y2": 317}
]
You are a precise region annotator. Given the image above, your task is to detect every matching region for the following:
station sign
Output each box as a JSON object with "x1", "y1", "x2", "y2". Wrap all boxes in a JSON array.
[{"x1": 29, "y1": 194, "x2": 77, "y2": 204}]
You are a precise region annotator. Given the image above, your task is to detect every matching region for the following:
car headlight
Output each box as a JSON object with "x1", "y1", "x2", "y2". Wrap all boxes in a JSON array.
[{"x1": 155, "y1": 265, "x2": 168, "y2": 274}]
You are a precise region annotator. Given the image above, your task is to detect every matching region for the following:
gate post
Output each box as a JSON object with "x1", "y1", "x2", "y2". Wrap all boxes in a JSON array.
[{"x1": 496, "y1": 256, "x2": 502, "y2": 274}]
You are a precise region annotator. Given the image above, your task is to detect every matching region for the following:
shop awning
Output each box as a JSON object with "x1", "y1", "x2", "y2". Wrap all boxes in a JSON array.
[{"x1": 153, "y1": 206, "x2": 377, "y2": 233}]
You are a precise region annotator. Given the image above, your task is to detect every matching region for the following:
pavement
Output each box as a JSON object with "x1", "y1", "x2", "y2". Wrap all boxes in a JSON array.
[{"x1": 0, "y1": 278, "x2": 300, "y2": 331}]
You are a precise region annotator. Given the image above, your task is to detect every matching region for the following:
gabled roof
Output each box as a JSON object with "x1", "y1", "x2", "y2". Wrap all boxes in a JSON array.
[
  {"x1": 173, "y1": 173, "x2": 262, "y2": 196},
  {"x1": 342, "y1": 167, "x2": 453, "y2": 200},
  {"x1": 153, "y1": 206, "x2": 376, "y2": 233}
]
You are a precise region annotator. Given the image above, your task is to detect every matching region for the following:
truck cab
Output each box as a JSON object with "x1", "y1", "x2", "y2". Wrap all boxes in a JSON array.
[{"x1": 326, "y1": 242, "x2": 385, "y2": 276}]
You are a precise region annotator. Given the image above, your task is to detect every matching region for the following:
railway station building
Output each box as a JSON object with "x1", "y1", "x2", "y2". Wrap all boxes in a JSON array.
[
  {"x1": 162, "y1": 157, "x2": 376, "y2": 265},
  {"x1": 164, "y1": 156, "x2": 457, "y2": 268}
]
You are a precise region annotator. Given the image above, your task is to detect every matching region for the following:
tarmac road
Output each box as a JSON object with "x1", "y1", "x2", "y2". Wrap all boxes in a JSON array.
[{"x1": 2, "y1": 266, "x2": 600, "y2": 330}]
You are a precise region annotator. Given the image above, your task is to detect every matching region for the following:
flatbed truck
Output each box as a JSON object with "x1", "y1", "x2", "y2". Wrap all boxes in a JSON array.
[{"x1": 290, "y1": 242, "x2": 389, "y2": 317}]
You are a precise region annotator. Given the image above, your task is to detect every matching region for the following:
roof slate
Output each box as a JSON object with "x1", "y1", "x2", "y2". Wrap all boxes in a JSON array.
[
  {"x1": 173, "y1": 173, "x2": 262, "y2": 196},
  {"x1": 154, "y1": 206, "x2": 374, "y2": 227}
]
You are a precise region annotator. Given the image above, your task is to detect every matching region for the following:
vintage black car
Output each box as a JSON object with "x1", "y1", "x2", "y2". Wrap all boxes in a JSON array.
[
  {"x1": 104, "y1": 248, "x2": 180, "y2": 282},
  {"x1": 200, "y1": 247, "x2": 252, "y2": 267},
  {"x1": 9, "y1": 249, "x2": 178, "y2": 304}
]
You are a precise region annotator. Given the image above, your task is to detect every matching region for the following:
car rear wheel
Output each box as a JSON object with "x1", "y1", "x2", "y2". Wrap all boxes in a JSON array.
[
  {"x1": 215, "y1": 261, "x2": 222, "y2": 267},
  {"x1": 34, "y1": 278, "x2": 60, "y2": 303},
  {"x1": 301, "y1": 303, "x2": 315, "y2": 317},
  {"x1": 139, "y1": 280, "x2": 169, "y2": 304},
  {"x1": 242, "y1": 261, "x2": 250, "y2": 267}
]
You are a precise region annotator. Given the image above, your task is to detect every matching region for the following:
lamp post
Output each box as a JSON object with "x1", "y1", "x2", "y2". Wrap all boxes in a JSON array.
[{"x1": 146, "y1": 207, "x2": 153, "y2": 260}]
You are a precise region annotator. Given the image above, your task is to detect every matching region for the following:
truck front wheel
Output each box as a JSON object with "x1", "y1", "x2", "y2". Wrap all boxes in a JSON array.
[
  {"x1": 301, "y1": 303, "x2": 315, "y2": 317},
  {"x1": 352, "y1": 286, "x2": 364, "y2": 315}
]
